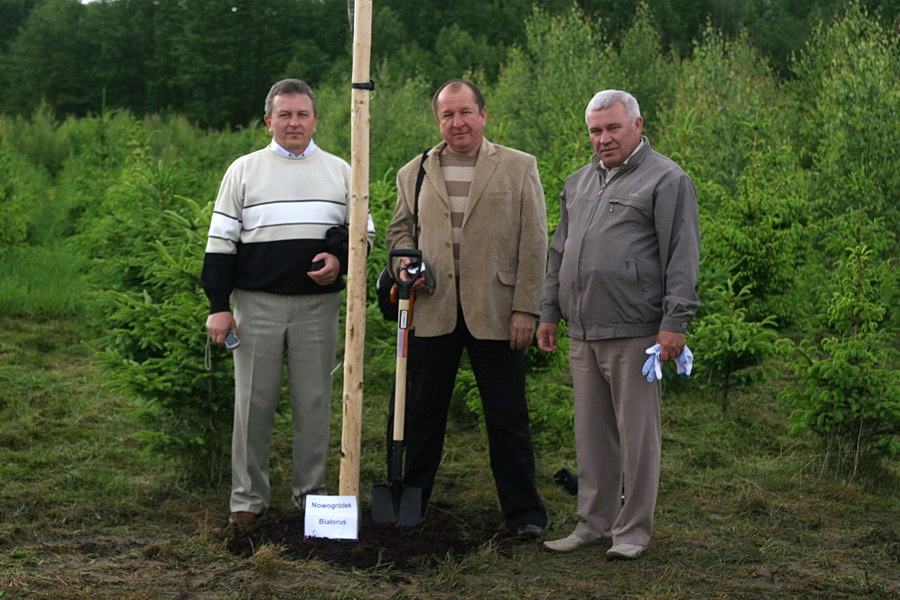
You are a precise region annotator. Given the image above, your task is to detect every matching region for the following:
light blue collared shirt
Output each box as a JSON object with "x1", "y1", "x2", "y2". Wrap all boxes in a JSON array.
[{"x1": 269, "y1": 138, "x2": 318, "y2": 158}]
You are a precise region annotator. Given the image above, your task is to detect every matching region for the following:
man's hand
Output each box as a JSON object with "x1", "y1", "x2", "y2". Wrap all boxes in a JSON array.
[
  {"x1": 308, "y1": 252, "x2": 340, "y2": 286},
  {"x1": 536, "y1": 322, "x2": 558, "y2": 352},
  {"x1": 509, "y1": 311, "x2": 536, "y2": 351},
  {"x1": 206, "y1": 311, "x2": 238, "y2": 345},
  {"x1": 396, "y1": 256, "x2": 425, "y2": 290},
  {"x1": 656, "y1": 330, "x2": 685, "y2": 361}
]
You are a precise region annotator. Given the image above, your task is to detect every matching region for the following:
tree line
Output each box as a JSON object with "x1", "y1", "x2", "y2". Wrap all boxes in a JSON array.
[{"x1": 1, "y1": 0, "x2": 897, "y2": 128}]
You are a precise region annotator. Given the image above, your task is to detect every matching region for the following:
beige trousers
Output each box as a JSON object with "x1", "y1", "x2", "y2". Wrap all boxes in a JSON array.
[
  {"x1": 569, "y1": 335, "x2": 661, "y2": 547},
  {"x1": 230, "y1": 289, "x2": 341, "y2": 514}
]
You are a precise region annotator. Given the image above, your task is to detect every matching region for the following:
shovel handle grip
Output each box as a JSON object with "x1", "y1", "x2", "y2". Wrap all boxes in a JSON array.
[{"x1": 388, "y1": 248, "x2": 423, "y2": 300}]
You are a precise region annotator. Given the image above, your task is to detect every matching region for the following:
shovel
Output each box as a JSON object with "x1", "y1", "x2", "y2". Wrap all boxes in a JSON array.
[{"x1": 372, "y1": 249, "x2": 424, "y2": 526}]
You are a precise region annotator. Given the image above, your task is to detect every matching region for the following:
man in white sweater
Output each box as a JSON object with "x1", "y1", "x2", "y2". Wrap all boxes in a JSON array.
[{"x1": 201, "y1": 79, "x2": 374, "y2": 533}]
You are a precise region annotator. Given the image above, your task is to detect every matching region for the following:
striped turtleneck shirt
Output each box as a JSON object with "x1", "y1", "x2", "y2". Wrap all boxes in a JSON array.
[{"x1": 440, "y1": 147, "x2": 478, "y2": 278}]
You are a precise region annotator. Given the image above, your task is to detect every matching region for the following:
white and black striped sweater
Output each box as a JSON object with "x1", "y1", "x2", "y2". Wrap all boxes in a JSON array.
[{"x1": 200, "y1": 146, "x2": 374, "y2": 314}]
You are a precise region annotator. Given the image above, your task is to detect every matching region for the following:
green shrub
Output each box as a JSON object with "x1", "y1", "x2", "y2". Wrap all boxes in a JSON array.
[
  {"x1": 779, "y1": 243, "x2": 898, "y2": 479},
  {"x1": 490, "y1": 4, "x2": 618, "y2": 213},
  {"x1": 789, "y1": 3, "x2": 899, "y2": 237},
  {"x1": 690, "y1": 279, "x2": 778, "y2": 410},
  {"x1": 613, "y1": 1, "x2": 679, "y2": 129},
  {"x1": 656, "y1": 26, "x2": 785, "y2": 205},
  {"x1": 699, "y1": 144, "x2": 807, "y2": 325},
  {"x1": 0, "y1": 102, "x2": 69, "y2": 177},
  {"x1": 54, "y1": 111, "x2": 136, "y2": 239},
  {"x1": 81, "y1": 143, "x2": 233, "y2": 485},
  {"x1": 0, "y1": 146, "x2": 35, "y2": 256}
]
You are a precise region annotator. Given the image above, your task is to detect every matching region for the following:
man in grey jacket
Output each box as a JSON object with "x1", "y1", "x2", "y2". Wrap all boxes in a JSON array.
[{"x1": 537, "y1": 90, "x2": 699, "y2": 560}]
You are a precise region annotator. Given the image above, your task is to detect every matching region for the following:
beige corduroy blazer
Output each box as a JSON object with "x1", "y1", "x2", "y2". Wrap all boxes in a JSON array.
[{"x1": 386, "y1": 138, "x2": 548, "y2": 340}]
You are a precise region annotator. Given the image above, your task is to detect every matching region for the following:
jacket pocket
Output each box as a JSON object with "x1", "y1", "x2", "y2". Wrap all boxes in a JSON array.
[
  {"x1": 620, "y1": 258, "x2": 661, "y2": 322},
  {"x1": 624, "y1": 258, "x2": 645, "y2": 296},
  {"x1": 608, "y1": 195, "x2": 652, "y2": 221},
  {"x1": 497, "y1": 271, "x2": 516, "y2": 286}
]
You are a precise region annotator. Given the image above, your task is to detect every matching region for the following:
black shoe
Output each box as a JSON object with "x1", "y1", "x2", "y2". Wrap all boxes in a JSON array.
[{"x1": 515, "y1": 524, "x2": 545, "y2": 541}]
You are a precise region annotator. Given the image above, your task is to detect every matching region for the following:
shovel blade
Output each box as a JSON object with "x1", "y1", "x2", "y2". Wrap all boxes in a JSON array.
[
  {"x1": 371, "y1": 484, "x2": 423, "y2": 526},
  {"x1": 371, "y1": 484, "x2": 395, "y2": 523},
  {"x1": 397, "y1": 486, "x2": 423, "y2": 527}
]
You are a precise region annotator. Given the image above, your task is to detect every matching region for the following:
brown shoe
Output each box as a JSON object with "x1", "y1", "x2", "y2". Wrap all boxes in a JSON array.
[{"x1": 227, "y1": 511, "x2": 260, "y2": 534}]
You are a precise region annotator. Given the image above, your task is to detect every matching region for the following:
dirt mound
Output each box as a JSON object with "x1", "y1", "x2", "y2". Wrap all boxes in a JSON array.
[{"x1": 225, "y1": 503, "x2": 525, "y2": 570}]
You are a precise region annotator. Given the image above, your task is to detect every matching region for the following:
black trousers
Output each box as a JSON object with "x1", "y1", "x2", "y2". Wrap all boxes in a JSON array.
[{"x1": 391, "y1": 315, "x2": 547, "y2": 531}]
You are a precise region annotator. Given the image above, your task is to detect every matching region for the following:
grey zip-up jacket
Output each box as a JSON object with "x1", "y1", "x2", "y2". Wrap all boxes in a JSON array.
[{"x1": 540, "y1": 138, "x2": 700, "y2": 340}]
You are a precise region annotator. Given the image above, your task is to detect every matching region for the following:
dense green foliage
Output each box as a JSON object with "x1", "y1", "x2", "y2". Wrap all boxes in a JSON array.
[
  {"x1": 780, "y1": 243, "x2": 898, "y2": 478},
  {"x1": 0, "y1": 3, "x2": 896, "y2": 482},
  {"x1": 689, "y1": 280, "x2": 778, "y2": 409},
  {"x1": 2, "y1": 0, "x2": 898, "y2": 127},
  {"x1": 0, "y1": 143, "x2": 38, "y2": 254},
  {"x1": 86, "y1": 158, "x2": 235, "y2": 485}
]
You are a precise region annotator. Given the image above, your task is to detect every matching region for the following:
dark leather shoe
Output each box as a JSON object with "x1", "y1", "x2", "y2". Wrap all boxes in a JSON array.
[{"x1": 515, "y1": 523, "x2": 545, "y2": 540}]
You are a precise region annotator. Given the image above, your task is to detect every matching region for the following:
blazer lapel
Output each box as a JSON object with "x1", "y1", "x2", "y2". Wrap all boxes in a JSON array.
[
  {"x1": 422, "y1": 142, "x2": 449, "y2": 208},
  {"x1": 463, "y1": 139, "x2": 498, "y2": 227}
]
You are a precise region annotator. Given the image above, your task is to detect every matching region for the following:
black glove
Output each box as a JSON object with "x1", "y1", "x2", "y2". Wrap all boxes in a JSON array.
[{"x1": 553, "y1": 468, "x2": 578, "y2": 496}]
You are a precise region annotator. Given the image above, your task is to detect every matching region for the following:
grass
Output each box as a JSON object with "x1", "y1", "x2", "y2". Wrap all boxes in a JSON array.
[
  {"x1": 0, "y1": 314, "x2": 897, "y2": 599},
  {"x1": 0, "y1": 244, "x2": 87, "y2": 318}
]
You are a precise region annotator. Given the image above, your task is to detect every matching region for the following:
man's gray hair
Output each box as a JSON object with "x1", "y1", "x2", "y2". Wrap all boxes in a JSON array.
[
  {"x1": 265, "y1": 79, "x2": 318, "y2": 117},
  {"x1": 584, "y1": 90, "x2": 641, "y2": 125}
]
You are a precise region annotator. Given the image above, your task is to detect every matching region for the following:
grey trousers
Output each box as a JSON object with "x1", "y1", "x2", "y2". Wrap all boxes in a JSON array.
[
  {"x1": 229, "y1": 289, "x2": 341, "y2": 514},
  {"x1": 569, "y1": 335, "x2": 661, "y2": 547}
]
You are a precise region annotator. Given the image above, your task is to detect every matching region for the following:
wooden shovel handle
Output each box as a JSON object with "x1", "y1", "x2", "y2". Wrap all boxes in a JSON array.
[{"x1": 391, "y1": 295, "x2": 412, "y2": 442}]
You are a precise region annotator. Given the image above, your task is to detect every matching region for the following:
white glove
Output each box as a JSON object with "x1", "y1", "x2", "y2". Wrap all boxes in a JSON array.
[
  {"x1": 642, "y1": 343, "x2": 694, "y2": 381},
  {"x1": 642, "y1": 344, "x2": 662, "y2": 382},
  {"x1": 676, "y1": 345, "x2": 694, "y2": 376}
]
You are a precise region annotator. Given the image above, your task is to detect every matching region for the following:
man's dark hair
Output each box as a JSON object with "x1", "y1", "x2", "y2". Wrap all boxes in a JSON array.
[
  {"x1": 431, "y1": 79, "x2": 485, "y2": 117},
  {"x1": 265, "y1": 79, "x2": 318, "y2": 117}
]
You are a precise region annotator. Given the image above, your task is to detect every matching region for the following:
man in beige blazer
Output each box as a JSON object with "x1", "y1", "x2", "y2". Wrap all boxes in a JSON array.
[{"x1": 386, "y1": 79, "x2": 548, "y2": 539}]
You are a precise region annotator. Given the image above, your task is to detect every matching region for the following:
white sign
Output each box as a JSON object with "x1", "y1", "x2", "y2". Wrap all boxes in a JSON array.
[{"x1": 304, "y1": 495, "x2": 358, "y2": 540}]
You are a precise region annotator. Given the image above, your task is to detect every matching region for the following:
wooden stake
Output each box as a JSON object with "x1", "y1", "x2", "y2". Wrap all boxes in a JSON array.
[{"x1": 339, "y1": 0, "x2": 372, "y2": 498}]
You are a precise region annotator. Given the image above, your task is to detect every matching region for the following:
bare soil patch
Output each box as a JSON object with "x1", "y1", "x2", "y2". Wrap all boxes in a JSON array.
[{"x1": 225, "y1": 502, "x2": 521, "y2": 570}]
